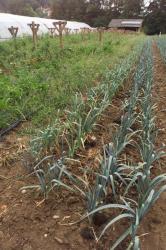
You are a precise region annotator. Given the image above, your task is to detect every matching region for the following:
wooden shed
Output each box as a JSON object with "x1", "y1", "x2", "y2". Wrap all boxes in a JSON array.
[{"x1": 108, "y1": 19, "x2": 143, "y2": 32}]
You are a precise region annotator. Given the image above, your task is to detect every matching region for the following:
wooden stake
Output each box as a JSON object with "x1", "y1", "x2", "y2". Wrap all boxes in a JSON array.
[
  {"x1": 80, "y1": 28, "x2": 87, "y2": 40},
  {"x1": 64, "y1": 28, "x2": 71, "y2": 36},
  {"x1": 53, "y1": 21, "x2": 67, "y2": 49},
  {"x1": 28, "y1": 21, "x2": 40, "y2": 47},
  {"x1": 48, "y1": 28, "x2": 56, "y2": 38},
  {"x1": 87, "y1": 28, "x2": 91, "y2": 39},
  {"x1": 8, "y1": 26, "x2": 18, "y2": 39},
  {"x1": 74, "y1": 29, "x2": 79, "y2": 35},
  {"x1": 97, "y1": 27, "x2": 105, "y2": 42},
  {"x1": 81, "y1": 28, "x2": 91, "y2": 40}
]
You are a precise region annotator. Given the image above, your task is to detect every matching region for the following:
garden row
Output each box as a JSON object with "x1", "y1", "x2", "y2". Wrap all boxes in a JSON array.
[
  {"x1": 87, "y1": 40, "x2": 166, "y2": 249},
  {"x1": 156, "y1": 36, "x2": 166, "y2": 63},
  {"x1": 23, "y1": 39, "x2": 166, "y2": 249}
]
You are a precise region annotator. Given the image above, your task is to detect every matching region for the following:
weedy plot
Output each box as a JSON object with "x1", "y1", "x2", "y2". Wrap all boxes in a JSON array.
[{"x1": 0, "y1": 32, "x2": 143, "y2": 130}]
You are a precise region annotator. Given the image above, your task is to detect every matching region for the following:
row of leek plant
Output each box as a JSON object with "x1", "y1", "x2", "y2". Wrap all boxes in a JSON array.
[
  {"x1": 122, "y1": 41, "x2": 166, "y2": 249},
  {"x1": 84, "y1": 47, "x2": 148, "y2": 212},
  {"x1": 83, "y1": 41, "x2": 166, "y2": 250},
  {"x1": 156, "y1": 36, "x2": 166, "y2": 63},
  {"x1": 23, "y1": 42, "x2": 145, "y2": 197},
  {"x1": 30, "y1": 41, "x2": 145, "y2": 159},
  {"x1": 84, "y1": 41, "x2": 152, "y2": 216}
]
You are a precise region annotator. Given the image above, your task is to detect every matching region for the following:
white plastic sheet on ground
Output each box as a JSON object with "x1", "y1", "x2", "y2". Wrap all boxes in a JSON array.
[{"x1": 0, "y1": 13, "x2": 91, "y2": 40}]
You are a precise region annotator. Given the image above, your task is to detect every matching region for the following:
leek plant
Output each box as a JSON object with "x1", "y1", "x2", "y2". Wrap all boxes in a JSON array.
[
  {"x1": 86, "y1": 147, "x2": 128, "y2": 212},
  {"x1": 65, "y1": 91, "x2": 109, "y2": 156},
  {"x1": 30, "y1": 116, "x2": 63, "y2": 156},
  {"x1": 82, "y1": 177, "x2": 166, "y2": 250},
  {"x1": 21, "y1": 155, "x2": 87, "y2": 198}
]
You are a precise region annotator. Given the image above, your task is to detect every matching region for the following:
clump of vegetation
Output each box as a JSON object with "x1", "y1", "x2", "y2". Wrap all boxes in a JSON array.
[{"x1": 0, "y1": 32, "x2": 143, "y2": 130}]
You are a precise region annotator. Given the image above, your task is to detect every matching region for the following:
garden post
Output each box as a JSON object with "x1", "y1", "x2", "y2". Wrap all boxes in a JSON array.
[
  {"x1": 8, "y1": 26, "x2": 19, "y2": 39},
  {"x1": 97, "y1": 27, "x2": 104, "y2": 42},
  {"x1": 53, "y1": 21, "x2": 67, "y2": 49},
  {"x1": 28, "y1": 21, "x2": 40, "y2": 47},
  {"x1": 48, "y1": 28, "x2": 56, "y2": 38}
]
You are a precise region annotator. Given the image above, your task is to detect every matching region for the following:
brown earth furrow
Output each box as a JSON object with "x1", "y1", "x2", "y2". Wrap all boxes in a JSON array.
[{"x1": 140, "y1": 43, "x2": 166, "y2": 250}]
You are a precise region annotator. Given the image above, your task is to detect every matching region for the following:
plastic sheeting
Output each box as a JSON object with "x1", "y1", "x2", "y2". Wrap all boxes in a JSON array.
[{"x1": 0, "y1": 13, "x2": 91, "y2": 40}]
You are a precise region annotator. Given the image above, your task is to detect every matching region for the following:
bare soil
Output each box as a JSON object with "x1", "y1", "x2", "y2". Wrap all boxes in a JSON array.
[{"x1": 0, "y1": 43, "x2": 166, "y2": 250}]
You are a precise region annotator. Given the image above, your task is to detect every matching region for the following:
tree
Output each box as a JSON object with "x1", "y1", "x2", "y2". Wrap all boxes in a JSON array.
[
  {"x1": 51, "y1": 0, "x2": 87, "y2": 21},
  {"x1": 144, "y1": 0, "x2": 166, "y2": 34},
  {"x1": 85, "y1": 0, "x2": 104, "y2": 26},
  {"x1": 105, "y1": 0, "x2": 124, "y2": 19},
  {"x1": 22, "y1": 3, "x2": 38, "y2": 16},
  {"x1": 121, "y1": 0, "x2": 144, "y2": 18},
  {"x1": 0, "y1": 0, "x2": 46, "y2": 16}
]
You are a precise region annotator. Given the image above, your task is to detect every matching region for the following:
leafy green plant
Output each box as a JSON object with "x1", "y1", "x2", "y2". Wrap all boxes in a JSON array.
[
  {"x1": 30, "y1": 116, "x2": 63, "y2": 156},
  {"x1": 21, "y1": 156, "x2": 87, "y2": 198}
]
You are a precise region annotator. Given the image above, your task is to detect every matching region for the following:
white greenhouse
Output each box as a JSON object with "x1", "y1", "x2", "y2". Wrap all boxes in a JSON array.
[{"x1": 0, "y1": 13, "x2": 92, "y2": 40}]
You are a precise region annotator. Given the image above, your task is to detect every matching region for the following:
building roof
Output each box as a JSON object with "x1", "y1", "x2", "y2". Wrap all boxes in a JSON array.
[{"x1": 109, "y1": 19, "x2": 143, "y2": 28}]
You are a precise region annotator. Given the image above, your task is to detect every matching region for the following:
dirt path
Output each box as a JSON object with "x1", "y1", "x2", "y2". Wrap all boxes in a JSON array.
[{"x1": 140, "y1": 43, "x2": 166, "y2": 250}]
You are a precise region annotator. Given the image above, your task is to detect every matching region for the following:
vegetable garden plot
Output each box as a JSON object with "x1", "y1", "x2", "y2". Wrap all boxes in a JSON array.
[
  {"x1": 24, "y1": 40, "x2": 166, "y2": 249},
  {"x1": 0, "y1": 37, "x2": 166, "y2": 250}
]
